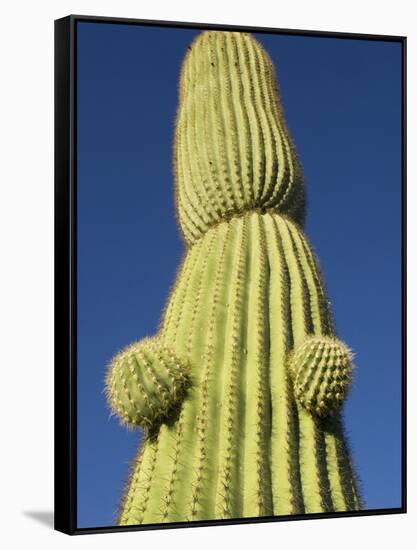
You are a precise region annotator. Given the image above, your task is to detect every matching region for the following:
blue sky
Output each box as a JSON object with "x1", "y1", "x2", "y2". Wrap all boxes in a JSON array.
[{"x1": 76, "y1": 21, "x2": 403, "y2": 528}]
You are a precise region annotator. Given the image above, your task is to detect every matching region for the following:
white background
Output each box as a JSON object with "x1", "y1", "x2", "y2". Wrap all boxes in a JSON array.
[{"x1": 0, "y1": 0, "x2": 414, "y2": 548}]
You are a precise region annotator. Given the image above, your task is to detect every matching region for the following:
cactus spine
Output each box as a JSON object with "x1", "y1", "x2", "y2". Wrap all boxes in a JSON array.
[{"x1": 106, "y1": 30, "x2": 362, "y2": 525}]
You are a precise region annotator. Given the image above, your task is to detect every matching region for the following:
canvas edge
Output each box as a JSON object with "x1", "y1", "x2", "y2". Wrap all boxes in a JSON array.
[{"x1": 53, "y1": 13, "x2": 407, "y2": 536}]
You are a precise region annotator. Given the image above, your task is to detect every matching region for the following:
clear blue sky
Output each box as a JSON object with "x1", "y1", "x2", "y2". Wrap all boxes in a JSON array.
[{"x1": 76, "y1": 21, "x2": 403, "y2": 529}]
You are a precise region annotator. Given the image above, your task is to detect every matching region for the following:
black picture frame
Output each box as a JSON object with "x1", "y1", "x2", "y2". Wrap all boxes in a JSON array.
[{"x1": 54, "y1": 14, "x2": 407, "y2": 535}]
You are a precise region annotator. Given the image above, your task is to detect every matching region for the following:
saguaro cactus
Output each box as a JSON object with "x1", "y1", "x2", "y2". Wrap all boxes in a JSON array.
[{"x1": 105, "y1": 30, "x2": 362, "y2": 525}]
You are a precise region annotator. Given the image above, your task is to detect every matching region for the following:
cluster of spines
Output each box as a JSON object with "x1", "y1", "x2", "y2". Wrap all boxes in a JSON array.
[
  {"x1": 289, "y1": 335, "x2": 354, "y2": 417},
  {"x1": 105, "y1": 338, "x2": 190, "y2": 432},
  {"x1": 174, "y1": 31, "x2": 305, "y2": 244}
]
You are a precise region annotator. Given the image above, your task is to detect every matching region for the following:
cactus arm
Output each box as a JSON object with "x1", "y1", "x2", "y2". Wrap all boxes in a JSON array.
[
  {"x1": 105, "y1": 337, "x2": 191, "y2": 433},
  {"x1": 288, "y1": 336, "x2": 354, "y2": 418}
]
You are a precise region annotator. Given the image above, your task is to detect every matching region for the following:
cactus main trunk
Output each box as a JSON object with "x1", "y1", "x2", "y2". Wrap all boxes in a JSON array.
[
  {"x1": 106, "y1": 30, "x2": 362, "y2": 526},
  {"x1": 115, "y1": 211, "x2": 361, "y2": 524}
]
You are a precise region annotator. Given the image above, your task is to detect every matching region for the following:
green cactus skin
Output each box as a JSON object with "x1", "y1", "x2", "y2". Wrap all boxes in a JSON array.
[
  {"x1": 105, "y1": 338, "x2": 191, "y2": 432},
  {"x1": 289, "y1": 336, "x2": 354, "y2": 418},
  {"x1": 105, "y1": 30, "x2": 362, "y2": 525}
]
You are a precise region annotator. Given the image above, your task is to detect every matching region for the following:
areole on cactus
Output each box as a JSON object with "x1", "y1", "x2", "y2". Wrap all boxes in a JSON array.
[{"x1": 105, "y1": 30, "x2": 362, "y2": 525}]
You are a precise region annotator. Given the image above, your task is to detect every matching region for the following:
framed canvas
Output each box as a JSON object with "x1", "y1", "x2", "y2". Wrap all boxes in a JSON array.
[{"x1": 54, "y1": 14, "x2": 406, "y2": 535}]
